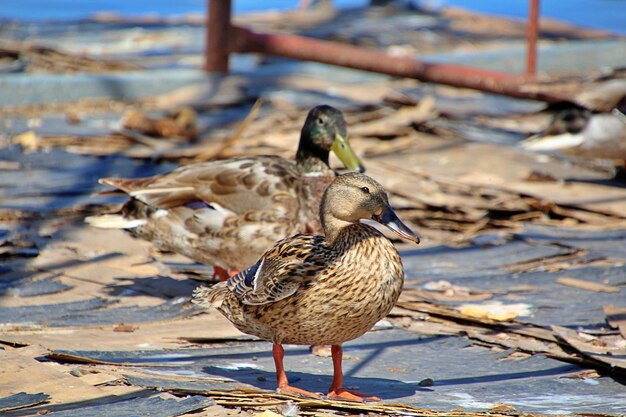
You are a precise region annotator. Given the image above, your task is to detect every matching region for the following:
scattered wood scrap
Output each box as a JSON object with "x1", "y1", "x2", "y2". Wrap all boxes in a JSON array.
[
  {"x1": 556, "y1": 276, "x2": 621, "y2": 293},
  {"x1": 142, "y1": 386, "x2": 529, "y2": 417},
  {"x1": 0, "y1": 347, "x2": 142, "y2": 407},
  {"x1": 366, "y1": 161, "x2": 626, "y2": 242},
  {"x1": 0, "y1": 392, "x2": 50, "y2": 413},
  {"x1": 390, "y1": 294, "x2": 626, "y2": 378},
  {"x1": 5, "y1": 98, "x2": 626, "y2": 251},
  {"x1": 553, "y1": 325, "x2": 626, "y2": 374},
  {"x1": 0, "y1": 42, "x2": 142, "y2": 73},
  {"x1": 604, "y1": 304, "x2": 626, "y2": 339},
  {"x1": 122, "y1": 107, "x2": 198, "y2": 141}
]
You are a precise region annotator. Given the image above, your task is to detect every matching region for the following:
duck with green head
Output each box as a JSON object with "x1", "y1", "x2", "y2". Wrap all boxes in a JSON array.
[
  {"x1": 193, "y1": 172, "x2": 419, "y2": 401},
  {"x1": 86, "y1": 105, "x2": 365, "y2": 279}
]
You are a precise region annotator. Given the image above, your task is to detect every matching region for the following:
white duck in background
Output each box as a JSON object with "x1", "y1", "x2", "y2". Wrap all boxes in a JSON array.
[{"x1": 521, "y1": 79, "x2": 626, "y2": 166}]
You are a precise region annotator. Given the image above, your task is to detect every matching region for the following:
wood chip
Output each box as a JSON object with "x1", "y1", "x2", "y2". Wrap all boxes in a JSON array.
[
  {"x1": 556, "y1": 276, "x2": 620, "y2": 293},
  {"x1": 603, "y1": 304, "x2": 626, "y2": 339},
  {"x1": 11, "y1": 130, "x2": 39, "y2": 152},
  {"x1": 350, "y1": 96, "x2": 437, "y2": 138},
  {"x1": 553, "y1": 325, "x2": 626, "y2": 374},
  {"x1": 458, "y1": 302, "x2": 532, "y2": 322},
  {"x1": 0, "y1": 41, "x2": 141, "y2": 73},
  {"x1": 113, "y1": 323, "x2": 139, "y2": 333}
]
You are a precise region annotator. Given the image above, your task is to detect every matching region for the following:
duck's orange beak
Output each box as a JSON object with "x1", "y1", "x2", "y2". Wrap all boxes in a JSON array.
[{"x1": 372, "y1": 206, "x2": 420, "y2": 244}]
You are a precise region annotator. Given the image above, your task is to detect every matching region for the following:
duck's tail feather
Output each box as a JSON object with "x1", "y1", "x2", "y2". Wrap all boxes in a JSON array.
[
  {"x1": 84, "y1": 214, "x2": 146, "y2": 229},
  {"x1": 521, "y1": 132, "x2": 583, "y2": 152},
  {"x1": 192, "y1": 282, "x2": 229, "y2": 309}
]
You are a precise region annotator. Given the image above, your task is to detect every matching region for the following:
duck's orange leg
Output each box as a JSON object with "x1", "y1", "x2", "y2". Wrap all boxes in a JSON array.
[
  {"x1": 212, "y1": 266, "x2": 240, "y2": 282},
  {"x1": 273, "y1": 343, "x2": 320, "y2": 399},
  {"x1": 212, "y1": 266, "x2": 230, "y2": 281},
  {"x1": 327, "y1": 345, "x2": 381, "y2": 402}
]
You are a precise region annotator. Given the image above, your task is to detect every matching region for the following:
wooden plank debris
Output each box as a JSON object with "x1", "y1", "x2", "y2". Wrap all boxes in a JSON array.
[
  {"x1": 553, "y1": 325, "x2": 626, "y2": 376},
  {"x1": 402, "y1": 282, "x2": 493, "y2": 303},
  {"x1": 38, "y1": 395, "x2": 214, "y2": 417},
  {"x1": 457, "y1": 301, "x2": 532, "y2": 322},
  {"x1": 556, "y1": 276, "x2": 621, "y2": 293},
  {"x1": 0, "y1": 42, "x2": 142, "y2": 73},
  {"x1": 604, "y1": 304, "x2": 626, "y2": 339},
  {"x1": 152, "y1": 386, "x2": 550, "y2": 417},
  {"x1": 0, "y1": 314, "x2": 251, "y2": 351},
  {"x1": 0, "y1": 392, "x2": 50, "y2": 413},
  {"x1": 392, "y1": 295, "x2": 626, "y2": 373},
  {"x1": 0, "y1": 349, "x2": 142, "y2": 406}
]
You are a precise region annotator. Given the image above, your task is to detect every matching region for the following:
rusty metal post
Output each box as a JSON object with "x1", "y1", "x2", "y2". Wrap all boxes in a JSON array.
[
  {"x1": 229, "y1": 27, "x2": 567, "y2": 103},
  {"x1": 526, "y1": 0, "x2": 540, "y2": 79},
  {"x1": 204, "y1": 0, "x2": 232, "y2": 72}
]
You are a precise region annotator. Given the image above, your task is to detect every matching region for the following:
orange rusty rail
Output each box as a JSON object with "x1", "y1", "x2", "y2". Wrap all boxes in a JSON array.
[{"x1": 526, "y1": 0, "x2": 541, "y2": 79}]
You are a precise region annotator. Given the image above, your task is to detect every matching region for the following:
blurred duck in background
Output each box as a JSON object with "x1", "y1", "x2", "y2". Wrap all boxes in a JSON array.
[{"x1": 522, "y1": 79, "x2": 626, "y2": 177}]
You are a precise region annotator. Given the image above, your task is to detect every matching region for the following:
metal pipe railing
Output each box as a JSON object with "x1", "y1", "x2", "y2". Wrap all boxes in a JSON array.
[{"x1": 204, "y1": 1, "x2": 560, "y2": 102}]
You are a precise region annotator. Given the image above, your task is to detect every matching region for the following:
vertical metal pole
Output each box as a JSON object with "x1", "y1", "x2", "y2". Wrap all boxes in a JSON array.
[
  {"x1": 204, "y1": 0, "x2": 232, "y2": 73},
  {"x1": 526, "y1": 0, "x2": 540, "y2": 79}
]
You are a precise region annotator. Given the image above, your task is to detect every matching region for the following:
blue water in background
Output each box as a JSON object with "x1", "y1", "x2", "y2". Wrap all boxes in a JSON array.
[
  {"x1": 0, "y1": 0, "x2": 365, "y2": 20},
  {"x1": 445, "y1": 0, "x2": 625, "y2": 35},
  {"x1": 0, "y1": 0, "x2": 623, "y2": 35}
]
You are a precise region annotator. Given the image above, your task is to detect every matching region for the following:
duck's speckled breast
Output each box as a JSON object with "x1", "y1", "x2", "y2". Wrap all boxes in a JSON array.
[{"x1": 225, "y1": 224, "x2": 405, "y2": 345}]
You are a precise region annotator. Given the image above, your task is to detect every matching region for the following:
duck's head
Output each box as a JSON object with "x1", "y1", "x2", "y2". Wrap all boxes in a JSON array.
[
  {"x1": 545, "y1": 107, "x2": 591, "y2": 135},
  {"x1": 321, "y1": 172, "x2": 420, "y2": 244},
  {"x1": 297, "y1": 105, "x2": 365, "y2": 173}
]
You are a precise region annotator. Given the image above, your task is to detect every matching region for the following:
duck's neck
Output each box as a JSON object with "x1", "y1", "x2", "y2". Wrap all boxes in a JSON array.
[
  {"x1": 296, "y1": 138, "x2": 331, "y2": 174},
  {"x1": 323, "y1": 220, "x2": 383, "y2": 251},
  {"x1": 321, "y1": 217, "x2": 353, "y2": 245},
  {"x1": 320, "y1": 200, "x2": 380, "y2": 245}
]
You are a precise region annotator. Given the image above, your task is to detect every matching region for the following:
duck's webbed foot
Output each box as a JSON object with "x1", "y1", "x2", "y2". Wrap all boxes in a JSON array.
[
  {"x1": 327, "y1": 387, "x2": 381, "y2": 402},
  {"x1": 277, "y1": 384, "x2": 321, "y2": 399},
  {"x1": 327, "y1": 345, "x2": 382, "y2": 402}
]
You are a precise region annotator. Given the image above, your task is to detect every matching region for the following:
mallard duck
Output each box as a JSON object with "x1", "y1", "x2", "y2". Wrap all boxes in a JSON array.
[
  {"x1": 86, "y1": 105, "x2": 365, "y2": 280},
  {"x1": 521, "y1": 106, "x2": 626, "y2": 160},
  {"x1": 521, "y1": 80, "x2": 626, "y2": 163},
  {"x1": 193, "y1": 172, "x2": 420, "y2": 401}
]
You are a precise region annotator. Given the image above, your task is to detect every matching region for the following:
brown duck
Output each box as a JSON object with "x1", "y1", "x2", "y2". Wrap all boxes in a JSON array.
[
  {"x1": 86, "y1": 105, "x2": 364, "y2": 280},
  {"x1": 193, "y1": 172, "x2": 420, "y2": 401}
]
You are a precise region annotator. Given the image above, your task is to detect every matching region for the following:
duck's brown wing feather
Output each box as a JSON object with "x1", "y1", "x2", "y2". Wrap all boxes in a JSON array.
[
  {"x1": 99, "y1": 155, "x2": 303, "y2": 212},
  {"x1": 226, "y1": 234, "x2": 327, "y2": 305}
]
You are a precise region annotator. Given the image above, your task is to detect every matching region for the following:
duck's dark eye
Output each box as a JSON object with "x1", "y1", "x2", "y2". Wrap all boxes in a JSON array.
[
  {"x1": 317, "y1": 117, "x2": 324, "y2": 125},
  {"x1": 361, "y1": 186, "x2": 370, "y2": 194}
]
